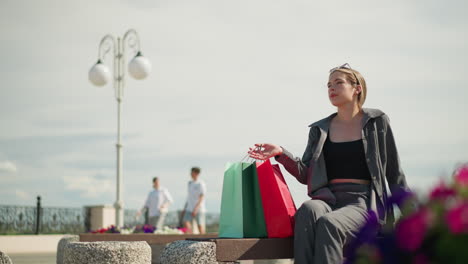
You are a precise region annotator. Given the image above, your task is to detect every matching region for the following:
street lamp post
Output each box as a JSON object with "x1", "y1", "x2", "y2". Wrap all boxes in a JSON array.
[{"x1": 88, "y1": 29, "x2": 151, "y2": 228}]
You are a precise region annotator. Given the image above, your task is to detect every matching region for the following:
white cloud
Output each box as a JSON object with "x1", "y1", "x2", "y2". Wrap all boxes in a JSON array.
[
  {"x1": 63, "y1": 175, "x2": 113, "y2": 198},
  {"x1": 0, "y1": 160, "x2": 17, "y2": 173}
]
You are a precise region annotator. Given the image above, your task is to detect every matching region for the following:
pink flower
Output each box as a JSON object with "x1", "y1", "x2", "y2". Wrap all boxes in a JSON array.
[
  {"x1": 455, "y1": 165, "x2": 468, "y2": 186},
  {"x1": 178, "y1": 227, "x2": 188, "y2": 233},
  {"x1": 446, "y1": 201, "x2": 468, "y2": 234},
  {"x1": 396, "y1": 208, "x2": 432, "y2": 252},
  {"x1": 429, "y1": 181, "x2": 456, "y2": 200}
]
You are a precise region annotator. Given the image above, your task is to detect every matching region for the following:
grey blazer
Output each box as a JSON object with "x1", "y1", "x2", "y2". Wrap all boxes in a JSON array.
[{"x1": 275, "y1": 108, "x2": 411, "y2": 225}]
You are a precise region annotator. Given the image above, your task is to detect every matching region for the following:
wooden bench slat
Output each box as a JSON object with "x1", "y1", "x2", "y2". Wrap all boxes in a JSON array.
[{"x1": 187, "y1": 238, "x2": 294, "y2": 261}]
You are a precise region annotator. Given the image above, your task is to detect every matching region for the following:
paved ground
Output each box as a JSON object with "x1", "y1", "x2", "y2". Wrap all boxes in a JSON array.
[
  {"x1": 8, "y1": 253, "x2": 55, "y2": 264},
  {"x1": 6, "y1": 253, "x2": 291, "y2": 264}
]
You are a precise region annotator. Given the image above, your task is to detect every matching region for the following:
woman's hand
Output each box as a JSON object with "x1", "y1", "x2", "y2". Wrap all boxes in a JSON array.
[{"x1": 248, "y1": 143, "x2": 283, "y2": 160}]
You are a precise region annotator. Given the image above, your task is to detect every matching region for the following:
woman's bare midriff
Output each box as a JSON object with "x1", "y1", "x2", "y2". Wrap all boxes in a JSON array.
[{"x1": 329, "y1": 179, "x2": 370, "y2": 185}]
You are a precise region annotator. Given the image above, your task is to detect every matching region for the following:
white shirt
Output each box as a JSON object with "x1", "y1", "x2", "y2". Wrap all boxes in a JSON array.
[
  {"x1": 186, "y1": 180, "x2": 206, "y2": 212},
  {"x1": 142, "y1": 187, "x2": 173, "y2": 217}
]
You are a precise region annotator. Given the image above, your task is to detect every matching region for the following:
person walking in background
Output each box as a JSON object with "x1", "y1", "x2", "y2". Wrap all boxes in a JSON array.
[
  {"x1": 137, "y1": 177, "x2": 173, "y2": 230},
  {"x1": 182, "y1": 167, "x2": 207, "y2": 234}
]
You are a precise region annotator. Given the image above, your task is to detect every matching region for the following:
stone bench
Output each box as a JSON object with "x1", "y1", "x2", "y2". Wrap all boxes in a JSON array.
[
  {"x1": 79, "y1": 233, "x2": 217, "y2": 264},
  {"x1": 160, "y1": 240, "x2": 217, "y2": 264},
  {"x1": 0, "y1": 250, "x2": 12, "y2": 264},
  {"x1": 63, "y1": 241, "x2": 151, "y2": 264},
  {"x1": 160, "y1": 238, "x2": 294, "y2": 263},
  {"x1": 57, "y1": 235, "x2": 79, "y2": 264}
]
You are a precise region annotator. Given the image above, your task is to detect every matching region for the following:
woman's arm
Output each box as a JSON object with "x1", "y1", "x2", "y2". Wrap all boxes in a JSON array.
[
  {"x1": 248, "y1": 128, "x2": 316, "y2": 185},
  {"x1": 275, "y1": 131, "x2": 315, "y2": 184},
  {"x1": 274, "y1": 147, "x2": 309, "y2": 184},
  {"x1": 382, "y1": 115, "x2": 410, "y2": 193}
]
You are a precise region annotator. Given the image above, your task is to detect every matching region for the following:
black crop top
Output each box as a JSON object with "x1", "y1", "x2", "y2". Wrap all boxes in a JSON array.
[{"x1": 323, "y1": 133, "x2": 372, "y2": 181}]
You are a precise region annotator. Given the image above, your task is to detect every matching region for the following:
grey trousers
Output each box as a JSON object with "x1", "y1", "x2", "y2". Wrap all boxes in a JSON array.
[
  {"x1": 148, "y1": 213, "x2": 167, "y2": 230},
  {"x1": 294, "y1": 183, "x2": 371, "y2": 264}
]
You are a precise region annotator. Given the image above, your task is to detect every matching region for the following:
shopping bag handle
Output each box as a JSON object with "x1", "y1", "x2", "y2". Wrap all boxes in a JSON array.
[{"x1": 241, "y1": 145, "x2": 265, "y2": 163}]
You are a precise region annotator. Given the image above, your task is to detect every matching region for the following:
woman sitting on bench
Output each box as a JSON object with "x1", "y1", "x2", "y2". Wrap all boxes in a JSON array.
[{"x1": 248, "y1": 63, "x2": 411, "y2": 264}]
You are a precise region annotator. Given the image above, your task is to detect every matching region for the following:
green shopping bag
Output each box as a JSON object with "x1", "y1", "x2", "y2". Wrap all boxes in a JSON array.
[
  {"x1": 219, "y1": 162, "x2": 267, "y2": 238},
  {"x1": 219, "y1": 162, "x2": 243, "y2": 238}
]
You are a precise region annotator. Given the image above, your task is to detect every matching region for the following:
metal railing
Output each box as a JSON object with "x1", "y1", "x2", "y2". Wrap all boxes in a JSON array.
[
  {"x1": 0, "y1": 197, "x2": 219, "y2": 234},
  {"x1": 0, "y1": 197, "x2": 86, "y2": 234}
]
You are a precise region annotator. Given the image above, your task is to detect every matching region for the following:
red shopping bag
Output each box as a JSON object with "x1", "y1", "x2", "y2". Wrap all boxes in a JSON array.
[{"x1": 256, "y1": 159, "x2": 296, "y2": 238}]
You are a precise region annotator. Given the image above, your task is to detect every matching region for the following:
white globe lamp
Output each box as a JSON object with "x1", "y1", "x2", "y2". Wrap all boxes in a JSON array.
[
  {"x1": 128, "y1": 51, "x2": 151, "y2": 80},
  {"x1": 89, "y1": 60, "x2": 111, "y2": 86}
]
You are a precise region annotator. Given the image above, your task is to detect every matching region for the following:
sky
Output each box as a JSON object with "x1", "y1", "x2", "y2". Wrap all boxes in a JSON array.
[{"x1": 1, "y1": 0, "x2": 467, "y2": 213}]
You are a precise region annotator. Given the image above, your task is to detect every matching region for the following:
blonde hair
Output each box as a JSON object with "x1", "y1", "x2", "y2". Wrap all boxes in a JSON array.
[{"x1": 330, "y1": 68, "x2": 367, "y2": 107}]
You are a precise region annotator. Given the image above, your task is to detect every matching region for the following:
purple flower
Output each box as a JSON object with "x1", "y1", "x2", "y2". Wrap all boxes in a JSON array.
[
  {"x1": 344, "y1": 210, "x2": 380, "y2": 264},
  {"x1": 387, "y1": 188, "x2": 415, "y2": 208},
  {"x1": 142, "y1": 224, "x2": 156, "y2": 233},
  {"x1": 446, "y1": 201, "x2": 468, "y2": 234},
  {"x1": 396, "y1": 208, "x2": 432, "y2": 252},
  {"x1": 107, "y1": 225, "x2": 120, "y2": 233}
]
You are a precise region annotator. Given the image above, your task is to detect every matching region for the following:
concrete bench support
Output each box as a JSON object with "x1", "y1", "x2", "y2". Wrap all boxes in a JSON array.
[
  {"x1": 79, "y1": 233, "x2": 217, "y2": 264},
  {"x1": 0, "y1": 251, "x2": 12, "y2": 264},
  {"x1": 57, "y1": 235, "x2": 79, "y2": 264},
  {"x1": 63, "y1": 241, "x2": 151, "y2": 264},
  {"x1": 159, "y1": 240, "x2": 217, "y2": 264}
]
